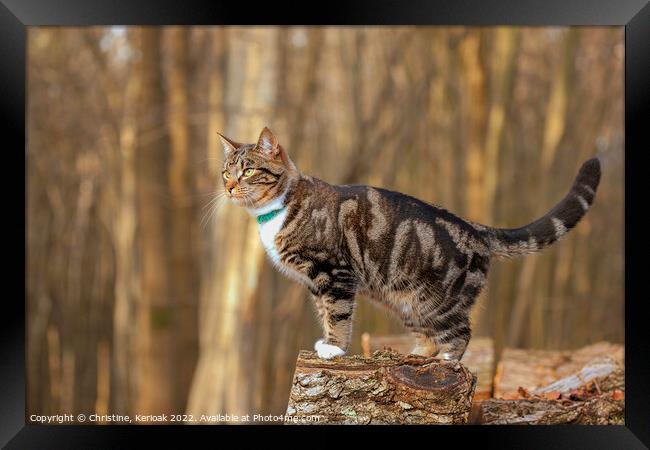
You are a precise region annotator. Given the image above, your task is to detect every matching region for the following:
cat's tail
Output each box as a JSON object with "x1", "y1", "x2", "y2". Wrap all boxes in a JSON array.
[{"x1": 482, "y1": 157, "x2": 601, "y2": 258}]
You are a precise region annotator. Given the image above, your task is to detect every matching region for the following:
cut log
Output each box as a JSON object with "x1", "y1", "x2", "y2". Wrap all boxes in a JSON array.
[
  {"x1": 481, "y1": 345, "x2": 625, "y2": 425},
  {"x1": 478, "y1": 393, "x2": 625, "y2": 425},
  {"x1": 285, "y1": 350, "x2": 476, "y2": 424},
  {"x1": 361, "y1": 334, "x2": 495, "y2": 401},
  {"x1": 493, "y1": 341, "x2": 623, "y2": 399},
  {"x1": 531, "y1": 356, "x2": 623, "y2": 396}
]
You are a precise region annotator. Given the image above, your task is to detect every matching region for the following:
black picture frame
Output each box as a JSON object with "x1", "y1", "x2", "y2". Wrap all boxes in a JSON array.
[{"x1": 3, "y1": 0, "x2": 649, "y2": 447}]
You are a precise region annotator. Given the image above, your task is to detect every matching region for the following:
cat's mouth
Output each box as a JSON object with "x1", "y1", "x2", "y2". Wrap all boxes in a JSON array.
[
  {"x1": 228, "y1": 193, "x2": 253, "y2": 207},
  {"x1": 225, "y1": 184, "x2": 256, "y2": 207}
]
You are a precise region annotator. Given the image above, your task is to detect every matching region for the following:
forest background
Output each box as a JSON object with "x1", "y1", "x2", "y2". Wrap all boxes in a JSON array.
[{"x1": 26, "y1": 26, "x2": 623, "y2": 421}]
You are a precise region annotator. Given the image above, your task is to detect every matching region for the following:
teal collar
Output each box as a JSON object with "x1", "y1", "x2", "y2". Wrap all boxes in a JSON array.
[{"x1": 256, "y1": 207, "x2": 285, "y2": 225}]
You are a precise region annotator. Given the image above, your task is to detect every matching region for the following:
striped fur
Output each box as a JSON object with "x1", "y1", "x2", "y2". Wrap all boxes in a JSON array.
[
  {"x1": 221, "y1": 128, "x2": 601, "y2": 360},
  {"x1": 484, "y1": 158, "x2": 601, "y2": 257}
]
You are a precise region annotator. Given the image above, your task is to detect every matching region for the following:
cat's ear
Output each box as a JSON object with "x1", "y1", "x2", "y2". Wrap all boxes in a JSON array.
[
  {"x1": 256, "y1": 127, "x2": 280, "y2": 159},
  {"x1": 256, "y1": 126, "x2": 298, "y2": 173},
  {"x1": 217, "y1": 132, "x2": 241, "y2": 156}
]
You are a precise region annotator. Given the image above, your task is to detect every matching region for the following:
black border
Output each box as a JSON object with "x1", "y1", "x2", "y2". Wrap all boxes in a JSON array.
[{"x1": 3, "y1": 0, "x2": 649, "y2": 448}]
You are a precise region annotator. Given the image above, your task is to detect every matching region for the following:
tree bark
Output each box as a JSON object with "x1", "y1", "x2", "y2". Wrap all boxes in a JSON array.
[
  {"x1": 478, "y1": 395, "x2": 624, "y2": 425},
  {"x1": 360, "y1": 334, "x2": 494, "y2": 424},
  {"x1": 285, "y1": 350, "x2": 476, "y2": 424},
  {"x1": 360, "y1": 334, "x2": 495, "y2": 402}
]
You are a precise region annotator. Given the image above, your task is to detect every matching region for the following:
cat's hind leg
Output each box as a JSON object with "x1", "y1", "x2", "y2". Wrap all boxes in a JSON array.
[
  {"x1": 408, "y1": 331, "x2": 439, "y2": 357},
  {"x1": 407, "y1": 318, "x2": 471, "y2": 360},
  {"x1": 406, "y1": 320, "x2": 470, "y2": 360},
  {"x1": 433, "y1": 318, "x2": 472, "y2": 360},
  {"x1": 401, "y1": 292, "x2": 439, "y2": 357},
  {"x1": 428, "y1": 262, "x2": 486, "y2": 360},
  {"x1": 426, "y1": 293, "x2": 475, "y2": 360}
]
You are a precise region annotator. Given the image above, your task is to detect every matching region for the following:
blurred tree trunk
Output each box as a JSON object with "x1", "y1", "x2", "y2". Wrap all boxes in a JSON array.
[
  {"x1": 263, "y1": 29, "x2": 325, "y2": 414},
  {"x1": 459, "y1": 30, "x2": 487, "y2": 221},
  {"x1": 473, "y1": 28, "x2": 519, "y2": 333},
  {"x1": 205, "y1": 29, "x2": 227, "y2": 167},
  {"x1": 187, "y1": 27, "x2": 227, "y2": 417},
  {"x1": 108, "y1": 32, "x2": 140, "y2": 417},
  {"x1": 507, "y1": 29, "x2": 579, "y2": 348},
  {"x1": 166, "y1": 27, "x2": 199, "y2": 410},
  {"x1": 428, "y1": 31, "x2": 456, "y2": 209},
  {"x1": 482, "y1": 28, "x2": 519, "y2": 224},
  {"x1": 459, "y1": 29, "x2": 488, "y2": 331},
  {"x1": 187, "y1": 27, "x2": 278, "y2": 420},
  {"x1": 134, "y1": 28, "x2": 175, "y2": 417}
]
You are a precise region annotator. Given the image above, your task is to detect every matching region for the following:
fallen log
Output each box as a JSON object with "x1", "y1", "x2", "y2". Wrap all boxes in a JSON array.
[
  {"x1": 493, "y1": 341, "x2": 623, "y2": 399},
  {"x1": 285, "y1": 350, "x2": 476, "y2": 424},
  {"x1": 478, "y1": 393, "x2": 624, "y2": 425},
  {"x1": 481, "y1": 347, "x2": 625, "y2": 425},
  {"x1": 532, "y1": 356, "x2": 623, "y2": 396}
]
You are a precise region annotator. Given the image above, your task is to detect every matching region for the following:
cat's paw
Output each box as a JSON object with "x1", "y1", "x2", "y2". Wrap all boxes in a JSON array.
[
  {"x1": 314, "y1": 339, "x2": 345, "y2": 359},
  {"x1": 440, "y1": 352, "x2": 459, "y2": 361},
  {"x1": 409, "y1": 345, "x2": 438, "y2": 357}
]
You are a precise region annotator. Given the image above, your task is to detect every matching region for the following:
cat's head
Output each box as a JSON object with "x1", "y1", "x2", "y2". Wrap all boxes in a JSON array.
[{"x1": 219, "y1": 127, "x2": 298, "y2": 209}]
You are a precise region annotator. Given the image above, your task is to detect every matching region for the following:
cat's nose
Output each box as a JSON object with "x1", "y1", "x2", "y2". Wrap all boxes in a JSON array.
[{"x1": 226, "y1": 181, "x2": 237, "y2": 194}]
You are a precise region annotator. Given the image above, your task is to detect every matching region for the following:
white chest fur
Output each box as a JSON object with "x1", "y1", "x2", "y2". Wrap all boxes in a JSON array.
[
  {"x1": 257, "y1": 209, "x2": 287, "y2": 266},
  {"x1": 248, "y1": 195, "x2": 288, "y2": 266},
  {"x1": 248, "y1": 196, "x2": 313, "y2": 288}
]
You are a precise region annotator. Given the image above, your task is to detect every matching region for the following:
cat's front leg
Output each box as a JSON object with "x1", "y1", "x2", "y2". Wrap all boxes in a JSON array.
[{"x1": 312, "y1": 291, "x2": 356, "y2": 359}]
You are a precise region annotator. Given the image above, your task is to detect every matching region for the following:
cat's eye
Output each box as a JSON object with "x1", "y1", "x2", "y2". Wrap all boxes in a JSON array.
[
  {"x1": 222, "y1": 171, "x2": 230, "y2": 180},
  {"x1": 243, "y1": 168, "x2": 256, "y2": 177}
]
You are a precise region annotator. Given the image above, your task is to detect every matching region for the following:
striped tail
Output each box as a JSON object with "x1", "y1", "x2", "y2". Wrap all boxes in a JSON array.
[{"x1": 484, "y1": 158, "x2": 601, "y2": 258}]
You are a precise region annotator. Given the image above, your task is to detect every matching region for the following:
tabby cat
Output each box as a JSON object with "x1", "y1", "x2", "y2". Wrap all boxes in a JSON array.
[{"x1": 219, "y1": 127, "x2": 601, "y2": 360}]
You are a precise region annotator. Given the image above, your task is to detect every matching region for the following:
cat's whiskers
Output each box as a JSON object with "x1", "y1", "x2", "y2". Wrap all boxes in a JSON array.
[
  {"x1": 201, "y1": 191, "x2": 227, "y2": 211},
  {"x1": 200, "y1": 191, "x2": 229, "y2": 230}
]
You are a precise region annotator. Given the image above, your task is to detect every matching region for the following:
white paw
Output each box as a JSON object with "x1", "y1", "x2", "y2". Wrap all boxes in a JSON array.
[
  {"x1": 314, "y1": 339, "x2": 345, "y2": 359},
  {"x1": 409, "y1": 345, "x2": 437, "y2": 357},
  {"x1": 409, "y1": 348, "x2": 431, "y2": 357}
]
